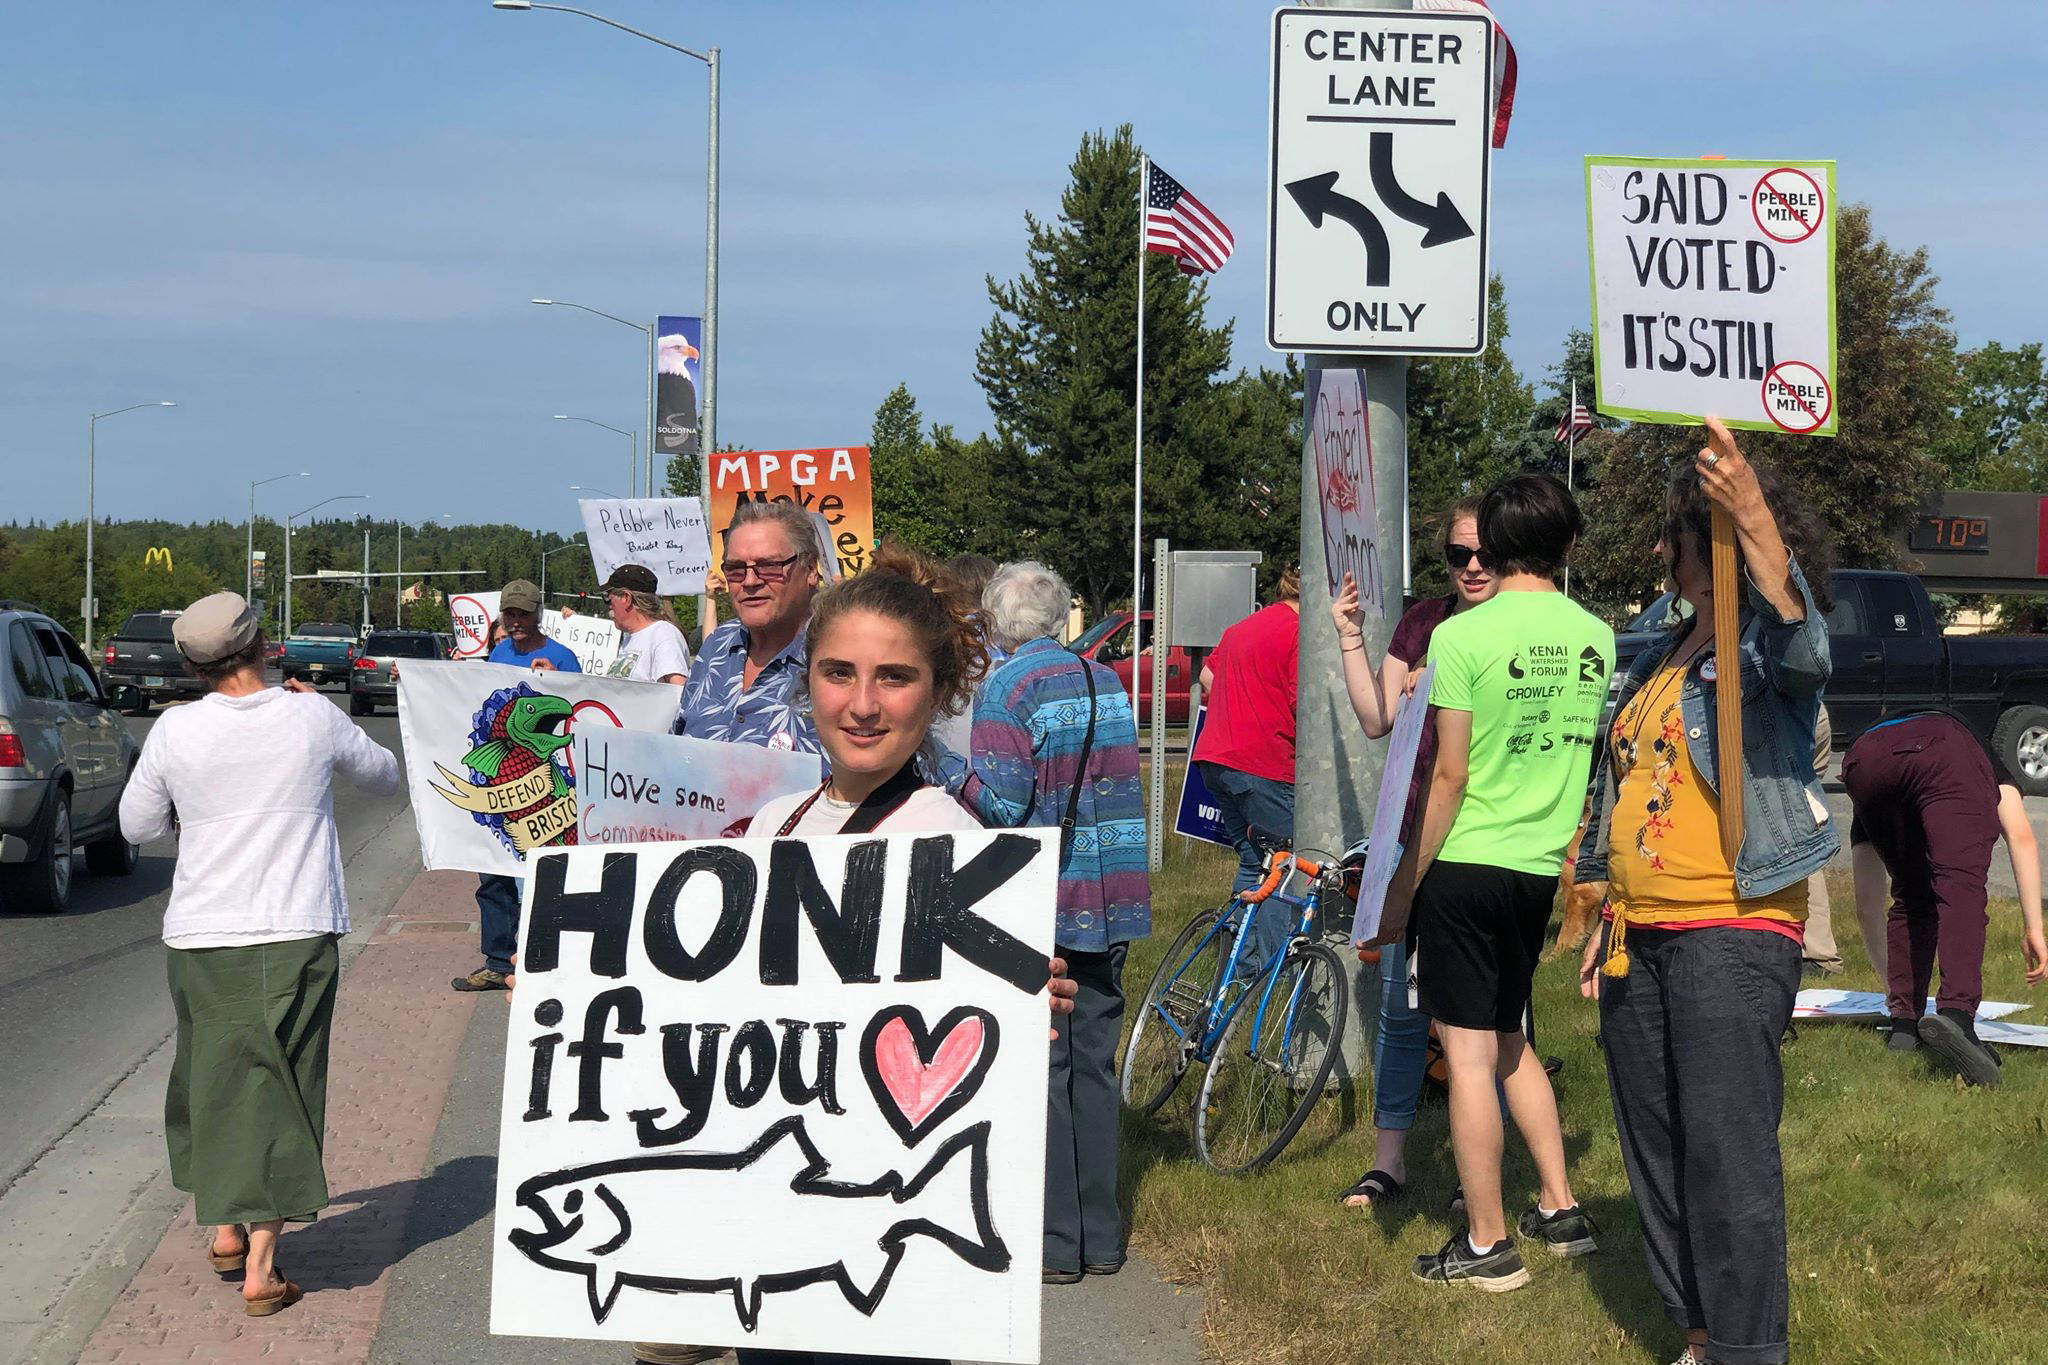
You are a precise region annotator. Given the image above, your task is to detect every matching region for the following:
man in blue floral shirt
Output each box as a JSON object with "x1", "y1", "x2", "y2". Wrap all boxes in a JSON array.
[{"x1": 672, "y1": 500, "x2": 824, "y2": 754}]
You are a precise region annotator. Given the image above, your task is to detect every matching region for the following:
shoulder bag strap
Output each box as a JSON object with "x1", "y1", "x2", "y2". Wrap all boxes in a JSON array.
[{"x1": 1059, "y1": 661, "x2": 1099, "y2": 860}]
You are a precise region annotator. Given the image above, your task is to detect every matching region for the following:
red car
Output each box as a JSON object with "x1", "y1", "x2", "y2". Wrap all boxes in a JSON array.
[{"x1": 1066, "y1": 611, "x2": 1190, "y2": 724}]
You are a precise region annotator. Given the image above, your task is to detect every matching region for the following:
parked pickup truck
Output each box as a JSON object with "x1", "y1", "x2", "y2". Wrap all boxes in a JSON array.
[
  {"x1": 1068, "y1": 610, "x2": 1191, "y2": 724},
  {"x1": 100, "y1": 610, "x2": 201, "y2": 714},
  {"x1": 1611, "y1": 569, "x2": 2048, "y2": 795},
  {"x1": 281, "y1": 622, "x2": 358, "y2": 689}
]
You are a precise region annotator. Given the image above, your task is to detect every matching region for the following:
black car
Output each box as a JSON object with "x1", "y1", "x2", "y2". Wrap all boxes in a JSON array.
[
  {"x1": 349, "y1": 629, "x2": 444, "y2": 716},
  {"x1": 100, "y1": 610, "x2": 202, "y2": 713}
]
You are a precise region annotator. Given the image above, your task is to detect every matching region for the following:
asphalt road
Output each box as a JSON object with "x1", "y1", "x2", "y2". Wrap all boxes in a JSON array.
[{"x1": 0, "y1": 685, "x2": 409, "y2": 1193}]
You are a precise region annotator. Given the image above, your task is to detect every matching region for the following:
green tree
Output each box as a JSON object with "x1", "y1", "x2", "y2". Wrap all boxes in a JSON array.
[
  {"x1": 975, "y1": 126, "x2": 1235, "y2": 616},
  {"x1": 868, "y1": 383, "x2": 962, "y2": 556},
  {"x1": 1942, "y1": 341, "x2": 2048, "y2": 489},
  {"x1": 1572, "y1": 203, "x2": 1955, "y2": 621},
  {"x1": 1405, "y1": 275, "x2": 1533, "y2": 594}
]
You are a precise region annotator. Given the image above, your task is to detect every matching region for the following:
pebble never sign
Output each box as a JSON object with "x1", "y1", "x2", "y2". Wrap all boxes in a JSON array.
[
  {"x1": 1266, "y1": 6, "x2": 1493, "y2": 356},
  {"x1": 1587, "y1": 157, "x2": 1838, "y2": 436}
]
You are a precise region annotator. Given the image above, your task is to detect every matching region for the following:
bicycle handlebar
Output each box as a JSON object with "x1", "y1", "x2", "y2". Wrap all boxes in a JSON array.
[{"x1": 1237, "y1": 850, "x2": 1380, "y2": 964}]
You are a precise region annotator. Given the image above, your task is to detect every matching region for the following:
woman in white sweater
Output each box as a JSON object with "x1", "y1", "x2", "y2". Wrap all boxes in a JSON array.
[{"x1": 118, "y1": 592, "x2": 401, "y2": 1316}]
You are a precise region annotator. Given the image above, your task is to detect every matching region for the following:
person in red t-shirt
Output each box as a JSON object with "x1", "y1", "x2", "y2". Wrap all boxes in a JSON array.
[{"x1": 1193, "y1": 566, "x2": 1300, "y2": 968}]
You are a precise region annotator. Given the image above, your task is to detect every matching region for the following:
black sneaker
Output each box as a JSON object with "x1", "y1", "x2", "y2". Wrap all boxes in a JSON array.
[
  {"x1": 1920, "y1": 1011, "x2": 2001, "y2": 1088},
  {"x1": 1411, "y1": 1231, "x2": 1530, "y2": 1291},
  {"x1": 1884, "y1": 1018, "x2": 1921, "y2": 1052},
  {"x1": 1517, "y1": 1204, "x2": 1600, "y2": 1258}
]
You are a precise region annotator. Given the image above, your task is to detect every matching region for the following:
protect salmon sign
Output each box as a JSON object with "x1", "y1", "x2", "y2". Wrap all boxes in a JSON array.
[
  {"x1": 490, "y1": 830, "x2": 1056, "y2": 1361},
  {"x1": 1586, "y1": 156, "x2": 1838, "y2": 436}
]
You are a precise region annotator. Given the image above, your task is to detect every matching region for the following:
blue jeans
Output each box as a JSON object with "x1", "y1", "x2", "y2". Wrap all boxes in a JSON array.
[
  {"x1": 1372, "y1": 939, "x2": 1431, "y2": 1131},
  {"x1": 1196, "y1": 762, "x2": 1295, "y2": 971},
  {"x1": 475, "y1": 873, "x2": 522, "y2": 974}
]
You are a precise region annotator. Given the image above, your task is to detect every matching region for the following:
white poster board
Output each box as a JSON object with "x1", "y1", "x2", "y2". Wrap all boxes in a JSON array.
[
  {"x1": 580, "y1": 498, "x2": 712, "y2": 596},
  {"x1": 1587, "y1": 156, "x2": 1837, "y2": 436},
  {"x1": 491, "y1": 831, "x2": 1056, "y2": 1360},
  {"x1": 574, "y1": 727, "x2": 821, "y2": 845},
  {"x1": 1791, "y1": 990, "x2": 2026, "y2": 1022},
  {"x1": 446, "y1": 590, "x2": 623, "y2": 674},
  {"x1": 1309, "y1": 367, "x2": 1384, "y2": 608},
  {"x1": 395, "y1": 660, "x2": 683, "y2": 876},
  {"x1": 1349, "y1": 664, "x2": 1433, "y2": 946}
]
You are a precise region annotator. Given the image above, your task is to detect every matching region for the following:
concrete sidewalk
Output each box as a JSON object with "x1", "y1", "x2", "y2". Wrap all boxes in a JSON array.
[{"x1": 73, "y1": 870, "x2": 1208, "y2": 1365}]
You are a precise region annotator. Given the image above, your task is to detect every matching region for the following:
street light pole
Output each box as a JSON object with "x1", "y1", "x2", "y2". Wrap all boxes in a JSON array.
[
  {"x1": 530, "y1": 298, "x2": 654, "y2": 496},
  {"x1": 249, "y1": 471, "x2": 310, "y2": 600},
  {"x1": 540, "y1": 535, "x2": 587, "y2": 608},
  {"x1": 284, "y1": 494, "x2": 369, "y2": 638},
  {"x1": 555, "y1": 414, "x2": 636, "y2": 492},
  {"x1": 84, "y1": 401, "x2": 175, "y2": 651},
  {"x1": 494, "y1": 2, "x2": 717, "y2": 499}
]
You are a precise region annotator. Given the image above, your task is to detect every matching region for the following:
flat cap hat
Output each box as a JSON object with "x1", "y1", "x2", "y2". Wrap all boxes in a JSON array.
[{"x1": 172, "y1": 591, "x2": 262, "y2": 665}]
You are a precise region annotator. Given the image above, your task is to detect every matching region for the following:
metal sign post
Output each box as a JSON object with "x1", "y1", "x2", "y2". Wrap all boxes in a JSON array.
[{"x1": 1147, "y1": 538, "x2": 1173, "y2": 872}]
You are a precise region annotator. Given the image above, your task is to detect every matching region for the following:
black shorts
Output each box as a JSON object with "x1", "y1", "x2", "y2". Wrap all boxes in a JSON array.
[{"x1": 1414, "y1": 859, "x2": 1558, "y2": 1033}]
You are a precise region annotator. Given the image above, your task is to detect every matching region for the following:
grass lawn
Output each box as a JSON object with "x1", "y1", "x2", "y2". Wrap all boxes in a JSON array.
[{"x1": 1121, "y1": 768, "x2": 2048, "y2": 1364}]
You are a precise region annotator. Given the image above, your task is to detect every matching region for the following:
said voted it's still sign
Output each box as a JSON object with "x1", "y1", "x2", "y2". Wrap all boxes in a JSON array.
[{"x1": 491, "y1": 830, "x2": 1056, "y2": 1363}]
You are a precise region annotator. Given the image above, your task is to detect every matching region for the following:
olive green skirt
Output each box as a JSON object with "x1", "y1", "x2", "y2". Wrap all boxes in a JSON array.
[{"x1": 165, "y1": 934, "x2": 339, "y2": 1225}]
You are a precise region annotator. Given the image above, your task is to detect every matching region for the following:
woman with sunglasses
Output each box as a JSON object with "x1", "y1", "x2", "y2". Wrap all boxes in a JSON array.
[
  {"x1": 741, "y1": 542, "x2": 1076, "y2": 1365},
  {"x1": 1328, "y1": 492, "x2": 1496, "y2": 1211}
]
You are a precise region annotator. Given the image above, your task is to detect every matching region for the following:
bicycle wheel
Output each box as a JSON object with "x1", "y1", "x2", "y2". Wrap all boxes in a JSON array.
[
  {"x1": 1121, "y1": 907, "x2": 1235, "y2": 1115},
  {"x1": 1193, "y1": 939, "x2": 1349, "y2": 1174}
]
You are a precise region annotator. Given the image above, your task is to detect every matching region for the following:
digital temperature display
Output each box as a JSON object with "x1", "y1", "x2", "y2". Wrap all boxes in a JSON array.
[{"x1": 1910, "y1": 515, "x2": 1992, "y2": 554}]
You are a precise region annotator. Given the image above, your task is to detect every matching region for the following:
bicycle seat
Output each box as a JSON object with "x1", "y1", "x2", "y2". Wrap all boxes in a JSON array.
[{"x1": 1247, "y1": 824, "x2": 1292, "y2": 858}]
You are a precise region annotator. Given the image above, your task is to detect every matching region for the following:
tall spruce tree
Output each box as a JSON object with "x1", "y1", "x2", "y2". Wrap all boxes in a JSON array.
[{"x1": 976, "y1": 126, "x2": 1234, "y2": 616}]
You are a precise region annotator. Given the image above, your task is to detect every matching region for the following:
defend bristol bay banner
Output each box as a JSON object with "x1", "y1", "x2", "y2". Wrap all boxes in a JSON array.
[
  {"x1": 656, "y1": 316, "x2": 704, "y2": 463},
  {"x1": 491, "y1": 830, "x2": 1056, "y2": 1360},
  {"x1": 579, "y1": 497, "x2": 712, "y2": 596},
  {"x1": 395, "y1": 660, "x2": 682, "y2": 877},
  {"x1": 710, "y1": 447, "x2": 875, "y2": 587},
  {"x1": 1586, "y1": 156, "x2": 1838, "y2": 437}
]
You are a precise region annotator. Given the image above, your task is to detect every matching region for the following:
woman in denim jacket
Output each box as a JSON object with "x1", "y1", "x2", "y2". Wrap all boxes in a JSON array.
[{"x1": 1575, "y1": 419, "x2": 1837, "y2": 1365}]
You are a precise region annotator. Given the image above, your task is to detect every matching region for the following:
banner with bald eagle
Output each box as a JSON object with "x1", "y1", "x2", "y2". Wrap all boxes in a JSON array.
[{"x1": 398, "y1": 660, "x2": 732, "y2": 877}]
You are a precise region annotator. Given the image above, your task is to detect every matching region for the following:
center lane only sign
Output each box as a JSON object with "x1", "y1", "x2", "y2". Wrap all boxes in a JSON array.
[{"x1": 1266, "y1": 6, "x2": 1493, "y2": 356}]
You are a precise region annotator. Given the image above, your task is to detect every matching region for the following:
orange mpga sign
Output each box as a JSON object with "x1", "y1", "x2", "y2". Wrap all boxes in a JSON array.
[{"x1": 707, "y1": 446, "x2": 874, "y2": 588}]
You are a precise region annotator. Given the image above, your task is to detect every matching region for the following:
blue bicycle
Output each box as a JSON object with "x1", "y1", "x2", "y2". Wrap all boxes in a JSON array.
[{"x1": 1121, "y1": 845, "x2": 1353, "y2": 1173}]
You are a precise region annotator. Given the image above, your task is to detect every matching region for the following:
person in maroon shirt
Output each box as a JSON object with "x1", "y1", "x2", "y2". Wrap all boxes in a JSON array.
[
  {"x1": 1328, "y1": 494, "x2": 1497, "y2": 1211},
  {"x1": 1193, "y1": 566, "x2": 1301, "y2": 969}
]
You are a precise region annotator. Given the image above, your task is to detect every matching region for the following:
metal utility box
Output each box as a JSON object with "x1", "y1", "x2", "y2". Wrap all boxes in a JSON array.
[{"x1": 1169, "y1": 550, "x2": 1263, "y2": 648}]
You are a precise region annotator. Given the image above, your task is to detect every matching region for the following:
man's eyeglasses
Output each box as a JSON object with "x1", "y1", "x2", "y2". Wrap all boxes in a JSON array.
[
  {"x1": 720, "y1": 553, "x2": 806, "y2": 584},
  {"x1": 1444, "y1": 543, "x2": 1486, "y2": 571}
]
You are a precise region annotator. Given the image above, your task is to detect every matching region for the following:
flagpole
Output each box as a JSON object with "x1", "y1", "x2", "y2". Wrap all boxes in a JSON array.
[
  {"x1": 1132, "y1": 151, "x2": 1147, "y2": 713},
  {"x1": 1563, "y1": 377, "x2": 1577, "y2": 596}
]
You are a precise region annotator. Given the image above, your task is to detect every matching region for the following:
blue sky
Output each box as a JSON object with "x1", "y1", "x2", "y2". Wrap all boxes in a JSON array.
[{"x1": 6, "y1": 2, "x2": 2044, "y2": 535}]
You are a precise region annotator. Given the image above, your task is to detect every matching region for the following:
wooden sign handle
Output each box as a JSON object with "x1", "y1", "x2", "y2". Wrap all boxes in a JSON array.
[{"x1": 1710, "y1": 507, "x2": 1745, "y2": 863}]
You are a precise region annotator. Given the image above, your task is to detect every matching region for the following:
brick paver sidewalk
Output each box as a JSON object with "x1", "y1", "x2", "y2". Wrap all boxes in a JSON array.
[{"x1": 78, "y1": 871, "x2": 486, "y2": 1365}]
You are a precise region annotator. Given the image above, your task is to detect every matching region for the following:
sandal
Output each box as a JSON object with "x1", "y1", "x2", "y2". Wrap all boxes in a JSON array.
[
  {"x1": 209, "y1": 1230, "x2": 248, "y2": 1273},
  {"x1": 244, "y1": 1277, "x2": 303, "y2": 1317},
  {"x1": 1338, "y1": 1169, "x2": 1404, "y2": 1208}
]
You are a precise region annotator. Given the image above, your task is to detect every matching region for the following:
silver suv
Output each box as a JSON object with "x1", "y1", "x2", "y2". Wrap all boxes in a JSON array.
[{"x1": 0, "y1": 604, "x2": 143, "y2": 913}]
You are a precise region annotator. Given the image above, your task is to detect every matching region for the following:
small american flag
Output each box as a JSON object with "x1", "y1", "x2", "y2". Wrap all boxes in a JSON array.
[
  {"x1": 1555, "y1": 400, "x2": 1594, "y2": 444},
  {"x1": 1144, "y1": 161, "x2": 1234, "y2": 276}
]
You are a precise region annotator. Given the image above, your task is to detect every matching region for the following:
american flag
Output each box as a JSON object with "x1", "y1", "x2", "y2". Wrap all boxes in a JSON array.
[
  {"x1": 1555, "y1": 399, "x2": 1594, "y2": 443},
  {"x1": 1412, "y1": 0, "x2": 1519, "y2": 148},
  {"x1": 1144, "y1": 162, "x2": 1234, "y2": 276}
]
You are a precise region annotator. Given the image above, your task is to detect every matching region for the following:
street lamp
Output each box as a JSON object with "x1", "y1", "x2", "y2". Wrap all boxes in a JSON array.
[
  {"x1": 249, "y1": 471, "x2": 310, "y2": 600},
  {"x1": 494, "y1": 2, "x2": 718, "y2": 502},
  {"x1": 284, "y1": 494, "x2": 369, "y2": 638},
  {"x1": 84, "y1": 401, "x2": 176, "y2": 651},
  {"x1": 532, "y1": 298, "x2": 654, "y2": 497},
  {"x1": 540, "y1": 535, "x2": 588, "y2": 608},
  {"x1": 555, "y1": 414, "x2": 636, "y2": 492},
  {"x1": 567, "y1": 483, "x2": 621, "y2": 499},
  {"x1": 397, "y1": 514, "x2": 454, "y2": 626}
]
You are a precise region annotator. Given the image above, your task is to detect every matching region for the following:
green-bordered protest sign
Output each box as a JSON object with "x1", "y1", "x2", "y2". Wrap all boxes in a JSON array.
[{"x1": 1585, "y1": 156, "x2": 1837, "y2": 437}]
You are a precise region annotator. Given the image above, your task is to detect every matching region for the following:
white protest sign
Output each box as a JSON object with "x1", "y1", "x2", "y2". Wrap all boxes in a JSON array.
[
  {"x1": 574, "y1": 727, "x2": 821, "y2": 845},
  {"x1": 581, "y1": 498, "x2": 712, "y2": 596},
  {"x1": 1350, "y1": 663, "x2": 1433, "y2": 946},
  {"x1": 1267, "y1": 6, "x2": 1493, "y2": 355},
  {"x1": 395, "y1": 660, "x2": 682, "y2": 877},
  {"x1": 491, "y1": 831, "x2": 1056, "y2": 1360},
  {"x1": 1309, "y1": 367, "x2": 1384, "y2": 608},
  {"x1": 1791, "y1": 990, "x2": 2026, "y2": 1022},
  {"x1": 445, "y1": 590, "x2": 622, "y2": 674},
  {"x1": 1587, "y1": 157, "x2": 1838, "y2": 436}
]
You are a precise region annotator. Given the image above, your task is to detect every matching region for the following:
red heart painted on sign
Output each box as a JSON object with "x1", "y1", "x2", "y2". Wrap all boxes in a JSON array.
[{"x1": 860, "y1": 1005, "x2": 999, "y2": 1145}]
